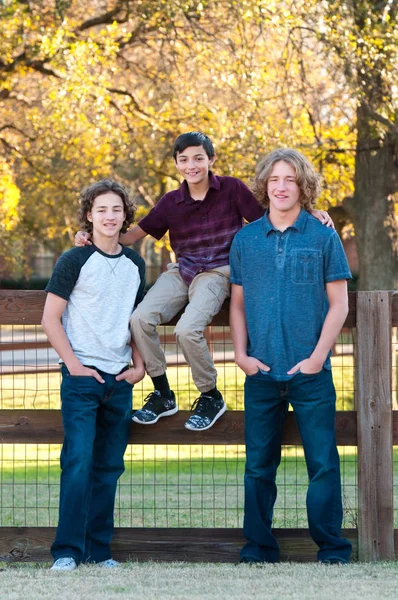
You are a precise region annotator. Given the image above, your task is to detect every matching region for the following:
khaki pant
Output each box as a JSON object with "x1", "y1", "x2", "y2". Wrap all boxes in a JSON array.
[{"x1": 130, "y1": 263, "x2": 230, "y2": 393}]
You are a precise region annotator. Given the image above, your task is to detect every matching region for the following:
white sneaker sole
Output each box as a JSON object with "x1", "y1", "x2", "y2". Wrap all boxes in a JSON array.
[
  {"x1": 132, "y1": 406, "x2": 179, "y2": 425},
  {"x1": 184, "y1": 404, "x2": 227, "y2": 431}
]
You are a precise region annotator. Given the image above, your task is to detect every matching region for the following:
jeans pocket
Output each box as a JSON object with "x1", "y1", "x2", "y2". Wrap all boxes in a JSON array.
[{"x1": 299, "y1": 369, "x2": 323, "y2": 378}]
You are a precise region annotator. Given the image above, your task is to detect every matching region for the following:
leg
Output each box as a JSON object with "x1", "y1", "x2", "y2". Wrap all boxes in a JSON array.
[
  {"x1": 51, "y1": 367, "x2": 101, "y2": 564},
  {"x1": 84, "y1": 375, "x2": 133, "y2": 563},
  {"x1": 175, "y1": 265, "x2": 230, "y2": 392},
  {"x1": 241, "y1": 374, "x2": 287, "y2": 563},
  {"x1": 289, "y1": 370, "x2": 352, "y2": 563},
  {"x1": 130, "y1": 263, "x2": 188, "y2": 377}
]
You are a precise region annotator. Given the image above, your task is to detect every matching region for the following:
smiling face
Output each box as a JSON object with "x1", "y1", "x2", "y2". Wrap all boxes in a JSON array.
[
  {"x1": 87, "y1": 192, "x2": 126, "y2": 242},
  {"x1": 266, "y1": 160, "x2": 301, "y2": 214},
  {"x1": 174, "y1": 145, "x2": 215, "y2": 186}
]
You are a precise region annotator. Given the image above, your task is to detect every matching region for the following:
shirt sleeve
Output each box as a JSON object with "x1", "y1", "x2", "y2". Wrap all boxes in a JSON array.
[
  {"x1": 324, "y1": 232, "x2": 352, "y2": 283},
  {"x1": 229, "y1": 236, "x2": 243, "y2": 286},
  {"x1": 45, "y1": 250, "x2": 83, "y2": 301},
  {"x1": 234, "y1": 179, "x2": 265, "y2": 223},
  {"x1": 138, "y1": 196, "x2": 169, "y2": 240},
  {"x1": 135, "y1": 256, "x2": 146, "y2": 308}
]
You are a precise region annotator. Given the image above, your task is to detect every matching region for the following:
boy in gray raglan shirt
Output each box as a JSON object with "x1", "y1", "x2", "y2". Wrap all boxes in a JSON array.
[{"x1": 42, "y1": 180, "x2": 145, "y2": 571}]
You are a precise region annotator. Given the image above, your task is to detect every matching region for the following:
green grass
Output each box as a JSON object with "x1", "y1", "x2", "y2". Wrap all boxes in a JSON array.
[
  {"x1": 0, "y1": 356, "x2": 355, "y2": 410},
  {"x1": 0, "y1": 351, "x2": 377, "y2": 531},
  {"x1": 0, "y1": 449, "x2": 365, "y2": 529},
  {"x1": 0, "y1": 352, "x2": 374, "y2": 531}
]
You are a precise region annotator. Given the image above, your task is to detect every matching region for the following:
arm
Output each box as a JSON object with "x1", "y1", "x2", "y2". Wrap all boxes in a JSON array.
[
  {"x1": 230, "y1": 283, "x2": 270, "y2": 375},
  {"x1": 41, "y1": 293, "x2": 104, "y2": 382},
  {"x1": 116, "y1": 340, "x2": 145, "y2": 384},
  {"x1": 119, "y1": 225, "x2": 148, "y2": 246},
  {"x1": 287, "y1": 279, "x2": 348, "y2": 375},
  {"x1": 75, "y1": 224, "x2": 148, "y2": 247},
  {"x1": 311, "y1": 209, "x2": 335, "y2": 229}
]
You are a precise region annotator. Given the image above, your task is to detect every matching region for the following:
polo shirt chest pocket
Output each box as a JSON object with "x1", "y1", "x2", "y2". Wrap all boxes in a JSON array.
[{"x1": 290, "y1": 249, "x2": 321, "y2": 284}]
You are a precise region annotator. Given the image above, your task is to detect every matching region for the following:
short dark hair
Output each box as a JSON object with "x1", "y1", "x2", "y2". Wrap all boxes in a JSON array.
[
  {"x1": 172, "y1": 131, "x2": 215, "y2": 159},
  {"x1": 78, "y1": 179, "x2": 136, "y2": 234}
]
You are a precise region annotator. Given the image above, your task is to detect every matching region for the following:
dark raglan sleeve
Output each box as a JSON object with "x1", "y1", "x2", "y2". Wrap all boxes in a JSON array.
[
  {"x1": 134, "y1": 254, "x2": 146, "y2": 308},
  {"x1": 45, "y1": 247, "x2": 89, "y2": 300}
]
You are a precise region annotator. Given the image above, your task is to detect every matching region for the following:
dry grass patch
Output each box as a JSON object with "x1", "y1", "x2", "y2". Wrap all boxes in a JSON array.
[{"x1": 1, "y1": 562, "x2": 398, "y2": 600}]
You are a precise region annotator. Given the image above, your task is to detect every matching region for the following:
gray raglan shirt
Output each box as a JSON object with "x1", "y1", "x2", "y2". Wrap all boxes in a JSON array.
[{"x1": 45, "y1": 244, "x2": 145, "y2": 374}]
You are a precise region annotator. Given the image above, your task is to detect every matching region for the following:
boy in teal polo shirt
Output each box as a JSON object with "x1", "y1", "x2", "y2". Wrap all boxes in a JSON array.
[{"x1": 230, "y1": 148, "x2": 352, "y2": 564}]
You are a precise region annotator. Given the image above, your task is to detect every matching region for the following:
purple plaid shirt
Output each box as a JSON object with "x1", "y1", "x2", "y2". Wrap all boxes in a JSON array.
[{"x1": 138, "y1": 172, "x2": 265, "y2": 285}]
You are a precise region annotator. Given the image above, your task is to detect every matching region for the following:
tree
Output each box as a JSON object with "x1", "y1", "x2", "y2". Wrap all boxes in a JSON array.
[
  {"x1": 284, "y1": 0, "x2": 398, "y2": 289},
  {"x1": 1, "y1": 0, "x2": 397, "y2": 289}
]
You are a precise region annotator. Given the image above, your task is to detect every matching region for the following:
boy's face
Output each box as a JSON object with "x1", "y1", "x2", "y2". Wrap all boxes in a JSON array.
[
  {"x1": 267, "y1": 160, "x2": 300, "y2": 213},
  {"x1": 87, "y1": 192, "x2": 125, "y2": 238},
  {"x1": 174, "y1": 145, "x2": 215, "y2": 186}
]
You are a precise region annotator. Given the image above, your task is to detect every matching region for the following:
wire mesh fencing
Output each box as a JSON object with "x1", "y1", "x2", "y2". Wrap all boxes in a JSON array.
[{"x1": 0, "y1": 323, "x2": 357, "y2": 531}]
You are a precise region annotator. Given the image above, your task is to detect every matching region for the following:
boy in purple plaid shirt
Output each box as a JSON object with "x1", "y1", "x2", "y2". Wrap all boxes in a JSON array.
[{"x1": 76, "y1": 132, "x2": 332, "y2": 430}]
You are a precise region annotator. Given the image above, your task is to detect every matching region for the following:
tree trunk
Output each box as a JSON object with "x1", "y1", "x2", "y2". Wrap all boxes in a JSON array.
[{"x1": 345, "y1": 105, "x2": 398, "y2": 290}]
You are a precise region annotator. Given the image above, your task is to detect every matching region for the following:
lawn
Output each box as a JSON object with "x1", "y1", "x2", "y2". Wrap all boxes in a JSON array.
[
  {"x1": 2, "y1": 349, "x2": 395, "y2": 531},
  {"x1": 0, "y1": 355, "x2": 355, "y2": 411},
  {"x1": 1, "y1": 562, "x2": 398, "y2": 600}
]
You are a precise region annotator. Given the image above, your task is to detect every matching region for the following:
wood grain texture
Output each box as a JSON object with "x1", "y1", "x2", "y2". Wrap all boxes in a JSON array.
[
  {"x1": 0, "y1": 409, "x2": 359, "y2": 445},
  {"x1": 356, "y1": 291, "x2": 394, "y2": 561},
  {"x1": 0, "y1": 527, "x2": 360, "y2": 563},
  {"x1": 0, "y1": 290, "x2": 357, "y2": 326}
]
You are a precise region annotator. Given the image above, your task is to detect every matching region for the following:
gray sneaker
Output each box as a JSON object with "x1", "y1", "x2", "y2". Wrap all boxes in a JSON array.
[
  {"x1": 51, "y1": 557, "x2": 77, "y2": 571},
  {"x1": 97, "y1": 558, "x2": 120, "y2": 568},
  {"x1": 184, "y1": 393, "x2": 226, "y2": 431},
  {"x1": 132, "y1": 390, "x2": 178, "y2": 424}
]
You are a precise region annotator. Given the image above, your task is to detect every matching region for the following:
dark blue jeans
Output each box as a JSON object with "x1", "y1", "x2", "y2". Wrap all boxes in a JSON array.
[
  {"x1": 51, "y1": 365, "x2": 133, "y2": 564},
  {"x1": 241, "y1": 369, "x2": 352, "y2": 563}
]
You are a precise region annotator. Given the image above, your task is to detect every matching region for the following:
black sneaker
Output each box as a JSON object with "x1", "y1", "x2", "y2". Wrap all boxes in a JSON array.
[
  {"x1": 184, "y1": 393, "x2": 226, "y2": 431},
  {"x1": 132, "y1": 390, "x2": 178, "y2": 424}
]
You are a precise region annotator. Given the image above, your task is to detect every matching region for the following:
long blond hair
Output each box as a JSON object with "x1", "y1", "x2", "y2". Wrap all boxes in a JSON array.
[{"x1": 252, "y1": 148, "x2": 321, "y2": 211}]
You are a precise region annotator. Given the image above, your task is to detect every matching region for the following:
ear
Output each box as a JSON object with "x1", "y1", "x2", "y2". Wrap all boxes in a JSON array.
[
  {"x1": 87, "y1": 212, "x2": 93, "y2": 223},
  {"x1": 210, "y1": 154, "x2": 217, "y2": 168}
]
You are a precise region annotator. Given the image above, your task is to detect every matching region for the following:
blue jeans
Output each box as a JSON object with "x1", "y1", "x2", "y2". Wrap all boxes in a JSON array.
[
  {"x1": 241, "y1": 369, "x2": 352, "y2": 563},
  {"x1": 51, "y1": 365, "x2": 133, "y2": 564}
]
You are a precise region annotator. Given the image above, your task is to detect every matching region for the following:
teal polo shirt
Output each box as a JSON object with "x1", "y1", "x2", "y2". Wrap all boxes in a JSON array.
[{"x1": 229, "y1": 209, "x2": 352, "y2": 381}]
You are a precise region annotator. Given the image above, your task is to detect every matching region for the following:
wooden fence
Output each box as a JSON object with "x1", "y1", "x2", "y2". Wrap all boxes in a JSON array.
[{"x1": 0, "y1": 290, "x2": 397, "y2": 563}]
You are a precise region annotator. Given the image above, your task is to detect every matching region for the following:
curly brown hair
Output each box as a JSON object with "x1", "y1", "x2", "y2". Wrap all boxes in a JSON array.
[
  {"x1": 78, "y1": 179, "x2": 136, "y2": 234},
  {"x1": 251, "y1": 148, "x2": 321, "y2": 211}
]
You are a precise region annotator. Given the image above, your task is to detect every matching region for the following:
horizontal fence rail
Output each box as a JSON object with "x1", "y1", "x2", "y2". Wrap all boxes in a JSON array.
[{"x1": 0, "y1": 290, "x2": 397, "y2": 563}]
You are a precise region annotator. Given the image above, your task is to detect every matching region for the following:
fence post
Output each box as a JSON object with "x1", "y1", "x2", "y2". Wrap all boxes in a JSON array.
[{"x1": 356, "y1": 291, "x2": 394, "y2": 561}]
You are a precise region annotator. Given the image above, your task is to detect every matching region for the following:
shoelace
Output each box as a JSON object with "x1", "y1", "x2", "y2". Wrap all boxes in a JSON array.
[
  {"x1": 190, "y1": 395, "x2": 211, "y2": 414},
  {"x1": 142, "y1": 391, "x2": 169, "y2": 412}
]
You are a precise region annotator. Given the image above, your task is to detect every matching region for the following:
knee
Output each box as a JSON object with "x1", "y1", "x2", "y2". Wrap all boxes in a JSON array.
[
  {"x1": 62, "y1": 448, "x2": 92, "y2": 475},
  {"x1": 174, "y1": 323, "x2": 201, "y2": 344},
  {"x1": 245, "y1": 449, "x2": 280, "y2": 481},
  {"x1": 245, "y1": 462, "x2": 277, "y2": 482}
]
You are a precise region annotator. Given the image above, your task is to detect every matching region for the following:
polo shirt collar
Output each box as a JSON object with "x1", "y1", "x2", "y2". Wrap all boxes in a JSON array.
[
  {"x1": 262, "y1": 208, "x2": 309, "y2": 235},
  {"x1": 176, "y1": 171, "x2": 220, "y2": 204}
]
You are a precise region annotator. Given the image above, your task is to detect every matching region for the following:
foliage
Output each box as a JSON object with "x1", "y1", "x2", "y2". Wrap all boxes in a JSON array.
[{"x1": 0, "y1": 0, "x2": 397, "y2": 286}]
